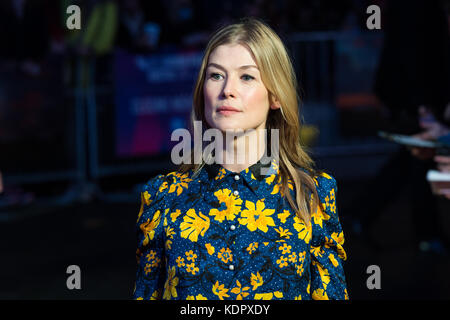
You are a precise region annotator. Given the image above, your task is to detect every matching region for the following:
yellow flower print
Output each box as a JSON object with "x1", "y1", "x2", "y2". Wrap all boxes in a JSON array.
[
  {"x1": 180, "y1": 209, "x2": 210, "y2": 242},
  {"x1": 271, "y1": 177, "x2": 293, "y2": 196},
  {"x1": 265, "y1": 174, "x2": 276, "y2": 185},
  {"x1": 163, "y1": 266, "x2": 178, "y2": 300},
  {"x1": 185, "y1": 250, "x2": 197, "y2": 262},
  {"x1": 311, "y1": 246, "x2": 324, "y2": 258},
  {"x1": 208, "y1": 189, "x2": 242, "y2": 222},
  {"x1": 296, "y1": 264, "x2": 304, "y2": 276},
  {"x1": 165, "y1": 226, "x2": 175, "y2": 239},
  {"x1": 312, "y1": 288, "x2": 329, "y2": 300},
  {"x1": 316, "y1": 264, "x2": 331, "y2": 290},
  {"x1": 310, "y1": 197, "x2": 330, "y2": 228},
  {"x1": 329, "y1": 201, "x2": 336, "y2": 214},
  {"x1": 313, "y1": 176, "x2": 319, "y2": 187},
  {"x1": 288, "y1": 252, "x2": 297, "y2": 263},
  {"x1": 158, "y1": 181, "x2": 168, "y2": 193},
  {"x1": 277, "y1": 210, "x2": 290, "y2": 223},
  {"x1": 146, "y1": 250, "x2": 156, "y2": 262},
  {"x1": 167, "y1": 172, "x2": 192, "y2": 196},
  {"x1": 331, "y1": 231, "x2": 345, "y2": 245},
  {"x1": 175, "y1": 256, "x2": 185, "y2": 268},
  {"x1": 215, "y1": 167, "x2": 227, "y2": 180},
  {"x1": 293, "y1": 216, "x2": 311, "y2": 244},
  {"x1": 140, "y1": 210, "x2": 162, "y2": 246},
  {"x1": 320, "y1": 172, "x2": 333, "y2": 180},
  {"x1": 278, "y1": 243, "x2": 292, "y2": 254},
  {"x1": 271, "y1": 184, "x2": 280, "y2": 195},
  {"x1": 205, "y1": 243, "x2": 215, "y2": 255},
  {"x1": 231, "y1": 280, "x2": 250, "y2": 300},
  {"x1": 151, "y1": 257, "x2": 161, "y2": 268},
  {"x1": 239, "y1": 200, "x2": 275, "y2": 233},
  {"x1": 294, "y1": 294, "x2": 302, "y2": 300},
  {"x1": 144, "y1": 263, "x2": 153, "y2": 275},
  {"x1": 170, "y1": 209, "x2": 182, "y2": 222},
  {"x1": 217, "y1": 247, "x2": 233, "y2": 263},
  {"x1": 329, "y1": 253, "x2": 339, "y2": 267},
  {"x1": 298, "y1": 251, "x2": 306, "y2": 264},
  {"x1": 250, "y1": 272, "x2": 263, "y2": 291},
  {"x1": 344, "y1": 289, "x2": 349, "y2": 300},
  {"x1": 150, "y1": 289, "x2": 162, "y2": 300},
  {"x1": 142, "y1": 191, "x2": 152, "y2": 206},
  {"x1": 324, "y1": 195, "x2": 330, "y2": 209},
  {"x1": 165, "y1": 239, "x2": 172, "y2": 250},
  {"x1": 330, "y1": 231, "x2": 347, "y2": 260},
  {"x1": 186, "y1": 262, "x2": 199, "y2": 275},
  {"x1": 274, "y1": 226, "x2": 292, "y2": 239},
  {"x1": 254, "y1": 291, "x2": 283, "y2": 300},
  {"x1": 271, "y1": 158, "x2": 280, "y2": 172},
  {"x1": 212, "y1": 281, "x2": 230, "y2": 300},
  {"x1": 186, "y1": 294, "x2": 208, "y2": 300},
  {"x1": 246, "y1": 242, "x2": 259, "y2": 254},
  {"x1": 276, "y1": 256, "x2": 288, "y2": 268}
]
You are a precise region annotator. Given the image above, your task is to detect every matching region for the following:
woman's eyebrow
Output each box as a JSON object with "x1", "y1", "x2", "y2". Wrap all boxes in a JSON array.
[{"x1": 206, "y1": 63, "x2": 259, "y2": 71}]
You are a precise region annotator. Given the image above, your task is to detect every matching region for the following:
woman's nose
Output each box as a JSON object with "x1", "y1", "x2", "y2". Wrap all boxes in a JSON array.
[{"x1": 222, "y1": 77, "x2": 236, "y2": 98}]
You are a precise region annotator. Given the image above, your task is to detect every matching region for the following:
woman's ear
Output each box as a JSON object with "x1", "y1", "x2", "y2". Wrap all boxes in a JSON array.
[{"x1": 270, "y1": 100, "x2": 281, "y2": 110}]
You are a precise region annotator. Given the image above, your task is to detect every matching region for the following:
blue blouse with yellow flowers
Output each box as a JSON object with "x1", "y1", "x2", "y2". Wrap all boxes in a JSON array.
[{"x1": 132, "y1": 159, "x2": 348, "y2": 300}]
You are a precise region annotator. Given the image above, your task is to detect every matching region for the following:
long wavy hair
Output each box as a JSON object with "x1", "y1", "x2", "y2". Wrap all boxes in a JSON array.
[{"x1": 179, "y1": 17, "x2": 320, "y2": 224}]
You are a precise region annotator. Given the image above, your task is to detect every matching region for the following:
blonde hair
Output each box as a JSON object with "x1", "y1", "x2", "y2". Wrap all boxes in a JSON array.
[{"x1": 179, "y1": 17, "x2": 320, "y2": 224}]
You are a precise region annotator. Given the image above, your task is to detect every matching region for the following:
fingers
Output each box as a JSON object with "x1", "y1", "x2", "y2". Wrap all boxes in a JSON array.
[
  {"x1": 438, "y1": 188, "x2": 450, "y2": 200},
  {"x1": 410, "y1": 147, "x2": 435, "y2": 160},
  {"x1": 434, "y1": 156, "x2": 450, "y2": 164},
  {"x1": 437, "y1": 164, "x2": 450, "y2": 173},
  {"x1": 435, "y1": 156, "x2": 450, "y2": 172}
]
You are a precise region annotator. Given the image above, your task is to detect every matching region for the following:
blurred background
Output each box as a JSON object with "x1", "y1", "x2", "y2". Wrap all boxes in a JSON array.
[{"x1": 0, "y1": 0, "x2": 450, "y2": 299}]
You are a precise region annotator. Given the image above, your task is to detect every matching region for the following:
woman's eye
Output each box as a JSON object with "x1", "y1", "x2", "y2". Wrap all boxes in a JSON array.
[
  {"x1": 242, "y1": 74, "x2": 254, "y2": 81},
  {"x1": 209, "y1": 73, "x2": 223, "y2": 80}
]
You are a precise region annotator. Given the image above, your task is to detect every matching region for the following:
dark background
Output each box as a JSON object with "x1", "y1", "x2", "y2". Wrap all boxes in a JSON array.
[{"x1": 1, "y1": 0, "x2": 450, "y2": 300}]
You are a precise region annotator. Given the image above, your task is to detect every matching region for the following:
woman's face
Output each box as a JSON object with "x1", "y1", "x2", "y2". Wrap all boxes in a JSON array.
[{"x1": 203, "y1": 43, "x2": 276, "y2": 133}]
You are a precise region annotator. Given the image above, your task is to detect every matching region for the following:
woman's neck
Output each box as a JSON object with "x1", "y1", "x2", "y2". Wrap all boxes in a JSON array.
[{"x1": 220, "y1": 128, "x2": 266, "y2": 173}]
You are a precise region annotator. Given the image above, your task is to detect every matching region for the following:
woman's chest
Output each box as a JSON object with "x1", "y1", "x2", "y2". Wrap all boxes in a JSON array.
[{"x1": 161, "y1": 188, "x2": 312, "y2": 286}]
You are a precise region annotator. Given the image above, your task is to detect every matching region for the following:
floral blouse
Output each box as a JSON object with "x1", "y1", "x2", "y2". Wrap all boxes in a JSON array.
[{"x1": 132, "y1": 159, "x2": 348, "y2": 300}]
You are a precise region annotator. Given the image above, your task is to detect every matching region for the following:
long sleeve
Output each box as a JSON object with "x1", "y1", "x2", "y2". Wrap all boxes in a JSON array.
[
  {"x1": 310, "y1": 173, "x2": 348, "y2": 300},
  {"x1": 133, "y1": 174, "x2": 168, "y2": 300}
]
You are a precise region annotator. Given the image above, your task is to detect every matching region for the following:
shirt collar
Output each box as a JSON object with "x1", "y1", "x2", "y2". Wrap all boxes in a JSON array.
[
  {"x1": 202, "y1": 158, "x2": 280, "y2": 196},
  {"x1": 204, "y1": 158, "x2": 277, "y2": 181}
]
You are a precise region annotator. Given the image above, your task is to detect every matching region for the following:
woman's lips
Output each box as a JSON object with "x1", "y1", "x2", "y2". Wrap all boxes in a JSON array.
[{"x1": 217, "y1": 106, "x2": 241, "y2": 116}]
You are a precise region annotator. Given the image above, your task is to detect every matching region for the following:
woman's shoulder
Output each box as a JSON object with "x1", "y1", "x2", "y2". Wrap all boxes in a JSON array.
[
  {"x1": 297, "y1": 167, "x2": 337, "y2": 194},
  {"x1": 313, "y1": 171, "x2": 337, "y2": 196},
  {"x1": 140, "y1": 169, "x2": 196, "y2": 199}
]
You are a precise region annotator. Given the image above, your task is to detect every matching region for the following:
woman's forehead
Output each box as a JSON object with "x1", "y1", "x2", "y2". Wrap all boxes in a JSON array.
[{"x1": 207, "y1": 43, "x2": 257, "y2": 68}]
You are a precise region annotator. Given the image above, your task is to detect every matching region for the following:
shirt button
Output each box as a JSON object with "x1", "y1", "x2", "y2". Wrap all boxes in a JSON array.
[
  {"x1": 229, "y1": 264, "x2": 235, "y2": 271},
  {"x1": 230, "y1": 225, "x2": 236, "y2": 231},
  {"x1": 233, "y1": 190, "x2": 239, "y2": 196},
  {"x1": 234, "y1": 175, "x2": 240, "y2": 181}
]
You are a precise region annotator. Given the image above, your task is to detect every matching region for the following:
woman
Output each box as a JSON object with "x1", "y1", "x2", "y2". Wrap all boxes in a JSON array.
[{"x1": 133, "y1": 17, "x2": 348, "y2": 300}]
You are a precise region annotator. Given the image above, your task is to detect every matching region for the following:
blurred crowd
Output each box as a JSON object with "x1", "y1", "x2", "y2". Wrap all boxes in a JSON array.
[
  {"x1": 0, "y1": 0, "x2": 375, "y2": 75},
  {"x1": 0, "y1": 0, "x2": 449, "y2": 235},
  {"x1": 0, "y1": 0, "x2": 374, "y2": 200}
]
